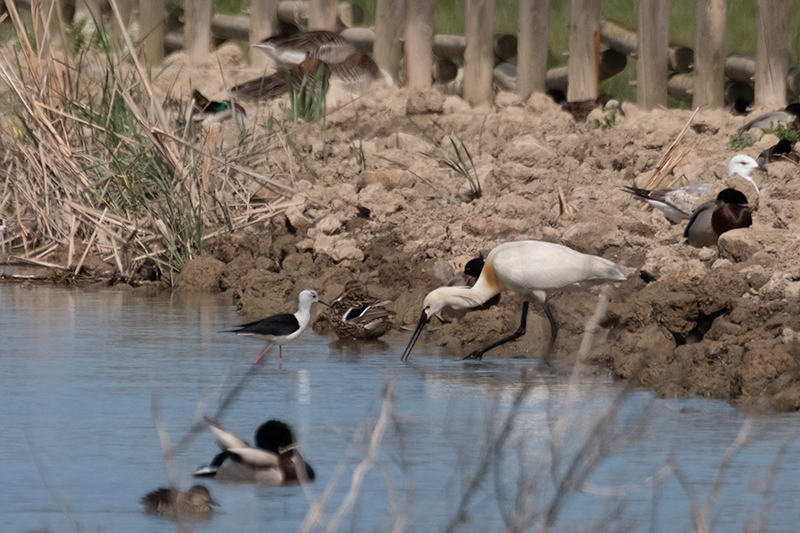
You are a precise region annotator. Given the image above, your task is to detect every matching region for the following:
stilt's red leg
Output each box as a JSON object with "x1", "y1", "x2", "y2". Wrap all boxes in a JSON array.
[
  {"x1": 253, "y1": 343, "x2": 273, "y2": 364},
  {"x1": 278, "y1": 346, "x2": 283, "y2": 369}
]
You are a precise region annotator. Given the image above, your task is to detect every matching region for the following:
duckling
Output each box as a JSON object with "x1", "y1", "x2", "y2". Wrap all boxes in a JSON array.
[
  {"x1": 194, "y1": 418, "x2": 315, "y2": 485},
  {"x1": 141, "y1": 485, "x2": 216, "y2": 519},
  {"x1": 684, "y1": 188, "x2": 752, "y2": 248},
  {"x1": 327, "y1": 280, "x2": 395, "y2": 341}
]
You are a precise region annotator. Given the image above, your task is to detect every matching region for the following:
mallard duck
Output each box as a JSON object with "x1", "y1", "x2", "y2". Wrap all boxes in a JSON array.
[
  {"x1": 623, "y1": 154, "x2": 763, "y2": 223},
  {"x1": 739, "y1": 103, "x2": 800, "y2": 132},
  {"x1": 327, "y1": 280, "x2": 395, "y2": 340},
  {"x1": 254, "y1": 30, "x2": 357, "y2": 68},
  {"x1": 756, "y1": 139, "x2": 800, "y2": 167},
  {"x1": 191, "y1": 90, "x2": 247, "y2": 126},
  {"x1": 684, "y1": 189, "x2": 752, "y2": 248},
  {"x1": 193, "y1": 418, "x2": 315, "y2": 485},
  {"x1": 141, "y1": 485, "x2": 216, "y2": 519}
]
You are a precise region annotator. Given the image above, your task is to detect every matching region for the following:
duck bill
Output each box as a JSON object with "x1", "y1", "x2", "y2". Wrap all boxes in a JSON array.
[{"x1": 401, "y1": 310, "x2": 429, "y2": 361}]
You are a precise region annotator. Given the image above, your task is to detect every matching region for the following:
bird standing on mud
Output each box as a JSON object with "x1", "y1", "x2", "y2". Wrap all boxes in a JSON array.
[
  {"x1": 327, "y1": 280, "x2": 395, "y2": 340},
  {"x1": 684, "y1": 188, "x2": 752, "y2": 248},
  {"x1": 402, "y1": 240, "x2": 626, "y2": 361},
  {"x1": 227, "y1": 289, "x2": 327, "y2": 367}
]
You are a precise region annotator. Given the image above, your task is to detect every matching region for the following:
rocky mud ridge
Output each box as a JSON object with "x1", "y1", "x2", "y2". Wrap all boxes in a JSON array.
[{"x1": 153, "y1": 46, "x2": 800, "y2": 411}]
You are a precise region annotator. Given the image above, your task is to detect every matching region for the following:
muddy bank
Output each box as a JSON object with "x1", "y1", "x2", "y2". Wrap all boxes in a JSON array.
[{"x1": 155, "y1": 47, "x2": 800, "y2": 410}]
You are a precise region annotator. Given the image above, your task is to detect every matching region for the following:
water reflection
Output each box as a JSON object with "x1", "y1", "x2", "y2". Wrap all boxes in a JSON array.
[{"x1": 1, "y1": 284, "x2": 800, "y2": 532}]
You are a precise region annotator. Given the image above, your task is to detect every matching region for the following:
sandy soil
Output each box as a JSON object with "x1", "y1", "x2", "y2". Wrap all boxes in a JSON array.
[{"x1": 155, "y1": 45, "x2": 800, "y2": 411}]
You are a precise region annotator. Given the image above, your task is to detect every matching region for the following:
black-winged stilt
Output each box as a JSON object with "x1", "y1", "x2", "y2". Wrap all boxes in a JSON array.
[
  {"x1": 140, "y1": 485, "x2": 217, "y2": 519},
  {"x1": 401, "y1": 240, "x2": 626, "y2": 361},
  {"x1": 622, "y1": 154, "x2": 763, "y2": 222},
  {"x1": 227, "y1": 289, "x2": 326, "y2": 367},
  {"x1": 327, "y1": 280, "x2": 395, "y2": 340},
  {"x1": 684, "y1": 188, "x2": 752, "y2": 248},
  {"x1": 193, "y1": 417, "x2": 314, "y2": 484}
]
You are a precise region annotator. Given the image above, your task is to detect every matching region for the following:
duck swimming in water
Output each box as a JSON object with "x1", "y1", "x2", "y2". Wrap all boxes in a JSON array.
[
  {"x1": 141, "y1": 485, "x2": 216, "y2": 519},
  {"x1": 194, "y1": 418, "x2": 315, "y2": 485}
]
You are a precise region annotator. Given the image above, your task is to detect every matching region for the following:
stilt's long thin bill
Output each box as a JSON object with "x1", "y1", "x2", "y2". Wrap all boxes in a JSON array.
[
  {"x1": 253, "y1": 343, "x2": 274, "y2": 364},
  {"x1": 401, "y1": 310, "x2": 428, "y2": 361}
]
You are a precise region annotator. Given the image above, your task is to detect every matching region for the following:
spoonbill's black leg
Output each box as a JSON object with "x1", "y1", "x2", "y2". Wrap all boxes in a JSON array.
[
  {"x1": 542, "y1": 301, "x2": 558, "y2": 361},
  {"x1": 463, "y1": 301, "x2": 529, "y2": 360}
]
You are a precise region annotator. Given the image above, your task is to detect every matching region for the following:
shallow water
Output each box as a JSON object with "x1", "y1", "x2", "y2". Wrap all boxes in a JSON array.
[{"x1": 2, "y1": 284, "x2": 800, "y2": 532}]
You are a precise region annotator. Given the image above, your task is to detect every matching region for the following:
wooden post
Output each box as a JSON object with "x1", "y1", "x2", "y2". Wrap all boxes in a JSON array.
[
  {"x1": 375, "y1": 0, "x2": 406, "y2": 84},
  {"x1": 308, "y1": 0, "x2": 338, "y2": 30},
  {"x1": 567, "y1": 0, "x2": 600, "y2": 101},
  {"x1": 112, "y1": 0, "x2": 134, "y2": 40},
  {"x1": 139, "y1": 0, "x2": 165, "y2": 65},
  {"x1": 754, "y1": 0, "x2": 788, "y2": 108},
  {"x1": 250, "y1": 0, "x2": 280, "y2": 69},
  {"x1": 464, "y1": 0, "x2": 495, "y2": 105},
  {"x1": 693, "y1": 0, "x2": 726, "y2": 109},
  {"x1": 636, "y1": 0, "x2": 668, "y2": 109},
  {"x1": 517, "y1": 0, "x2": 549, "y2": 99},
  {"x1": 184, "y1": 0, "x2": 212, "y2": 63},
  {"x1": 405, "y1": 0, "x2": 433, "y2": 88}
]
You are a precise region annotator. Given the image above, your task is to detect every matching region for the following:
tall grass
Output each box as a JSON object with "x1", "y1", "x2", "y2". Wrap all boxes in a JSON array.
[{"x1": 0, "y1": 3, "x2": 301, "y2": 281}]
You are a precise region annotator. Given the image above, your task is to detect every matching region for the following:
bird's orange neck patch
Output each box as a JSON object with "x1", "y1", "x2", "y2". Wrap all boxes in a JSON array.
[{"x1": 480, "y1": 260, "x2": 505, "y2": 293}]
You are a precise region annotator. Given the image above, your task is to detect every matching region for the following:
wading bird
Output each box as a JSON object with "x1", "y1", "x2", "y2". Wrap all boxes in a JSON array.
[
  {"x1": 194, "y1": 418, "x2": 315, "y2": 484},
  {"x1": 227, "y1": 289, "x2": 327, "y2": 367},
  {"x1": 684, "y1": 188, "x2": 752, "y2": 248},
  {"x1": 401, "y1": 240, "x2": 626, "y2": 361},
  {"x1": 140, "y1": 485, "x2": 216, "y2": 519},
  {"x1": 623, "y1": 154, "x2": 763, "y2": 223},
  {"x1": 327, "y1": 280, "x2": 395, "y2": 340}
]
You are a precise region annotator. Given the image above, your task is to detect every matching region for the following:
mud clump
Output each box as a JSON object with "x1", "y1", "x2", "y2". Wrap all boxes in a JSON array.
[{"x1": 163, "y1": 57, "x2": 800, "y2": 410}]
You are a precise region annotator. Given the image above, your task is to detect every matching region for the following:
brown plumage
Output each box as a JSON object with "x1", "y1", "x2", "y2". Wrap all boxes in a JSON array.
[
  {"x1": 327, "y1": 281, "x2": 395, "y2": 340},
  {"x1": 684, "y1": 189, "x2": 752, "y2": 248},
  {"x1": 230, "y1": 58, "x2": 325, "y2": 101},
  {"x1": 141, "y1": 485, "x2": 216, "y2": 519},
  {"x1": 255, "y1": 30, "x2": 357, "y2": 67}
]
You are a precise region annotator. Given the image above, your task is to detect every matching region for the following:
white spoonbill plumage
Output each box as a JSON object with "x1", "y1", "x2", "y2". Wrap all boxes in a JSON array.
[
  {"x1": 401, "y1": 241, "x2": 626, "y2": 361},
  {"x1": 622, "y1": 154, "x2": 763, "y2": 223},
  {"x1": 227, "y1": 289, "x2": 327, "y2": 367}
]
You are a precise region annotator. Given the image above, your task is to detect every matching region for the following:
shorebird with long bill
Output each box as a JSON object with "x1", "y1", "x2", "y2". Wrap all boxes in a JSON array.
[
  {"x1": 401, "y1": 240, "x2": 626, "y2": 361},
  {"x1": 227, "y1": 289, "x2": 327, "y2": 368}
]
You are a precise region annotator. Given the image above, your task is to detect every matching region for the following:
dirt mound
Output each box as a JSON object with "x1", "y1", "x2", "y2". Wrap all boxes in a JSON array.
[{"x1": 165, "y1": 50, "x2": 800, "y2": 410}]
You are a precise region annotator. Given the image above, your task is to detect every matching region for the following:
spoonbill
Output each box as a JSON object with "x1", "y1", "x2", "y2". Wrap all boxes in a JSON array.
[
  {"x1": 401, "y1": 240, "x2": 626, "y2": 361},
  {"x1": 227, "y1": 289, "x2": 327, "y2": 367},
  {"x1": 684, "y1": 188, "x2": 752, "y2": 248}
]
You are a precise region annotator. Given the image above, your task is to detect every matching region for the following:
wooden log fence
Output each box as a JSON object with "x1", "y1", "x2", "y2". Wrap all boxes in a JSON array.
[{"x1": 8, "y1": 0, "x2": 794, "y2": 110}]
